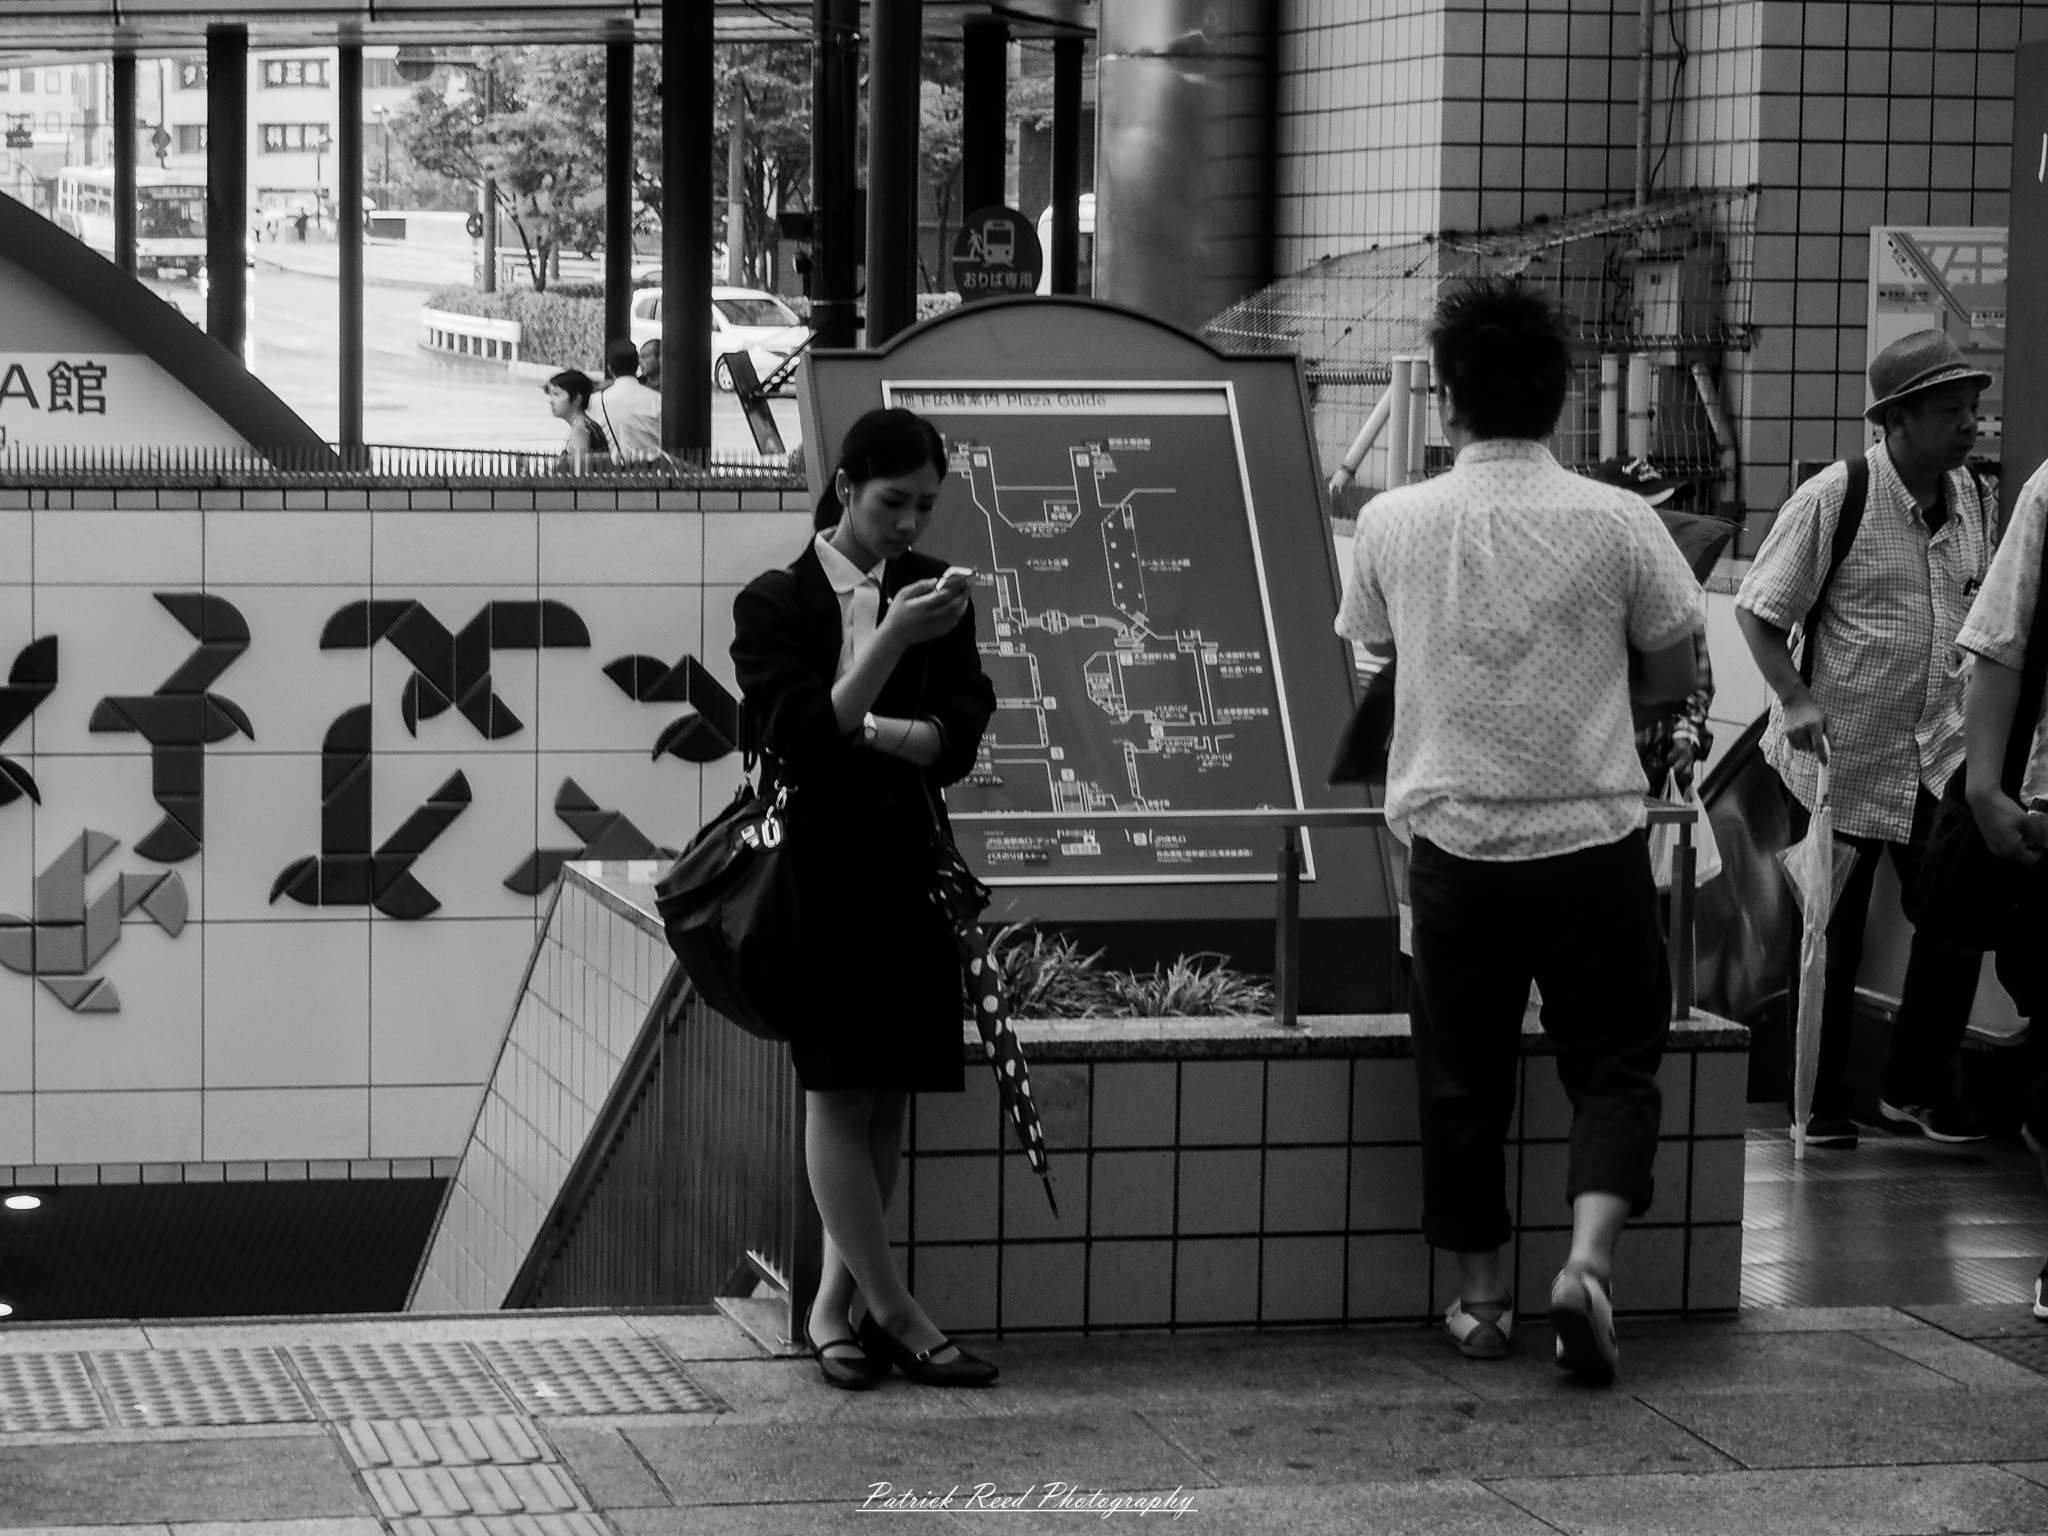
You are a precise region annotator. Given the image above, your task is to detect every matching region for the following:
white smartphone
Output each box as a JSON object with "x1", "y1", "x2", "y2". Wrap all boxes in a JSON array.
[{"x1": 938, "y1": 565, "x2": 976, "y2": 590}]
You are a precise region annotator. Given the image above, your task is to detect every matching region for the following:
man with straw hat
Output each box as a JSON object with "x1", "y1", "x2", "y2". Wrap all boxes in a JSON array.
[{"x1": 1736, "y1": 329, "x2": 1998, "y2": 1149}]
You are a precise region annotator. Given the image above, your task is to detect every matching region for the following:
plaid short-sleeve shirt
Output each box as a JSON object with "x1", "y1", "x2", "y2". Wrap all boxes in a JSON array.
[{"x1": 1735, "y1": 443, "x2": 1995, "y2": 843}]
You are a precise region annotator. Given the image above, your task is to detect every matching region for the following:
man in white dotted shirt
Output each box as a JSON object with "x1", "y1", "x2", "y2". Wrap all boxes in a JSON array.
[
  {"x1": 1336, "y1": 280, "x2": 1703, "y2": 1385},
  {"x1": 1735, "y1": 330, "x2": 1997, "y2": 1150}
]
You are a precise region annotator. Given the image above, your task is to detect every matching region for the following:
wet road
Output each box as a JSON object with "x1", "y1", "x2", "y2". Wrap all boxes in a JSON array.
[{"x1": 146, "y1": 268, "x2": 801, "y2": 457}]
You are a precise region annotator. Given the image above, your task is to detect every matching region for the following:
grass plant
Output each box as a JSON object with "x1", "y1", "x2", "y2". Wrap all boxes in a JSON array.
[{"x1": 979, "y1": 924, "x2": 1273, "y2": 1020}]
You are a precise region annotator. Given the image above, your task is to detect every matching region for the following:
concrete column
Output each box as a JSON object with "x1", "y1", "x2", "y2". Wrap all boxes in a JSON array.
[
  {"x1": 1627, "y1": 353, "x2": 1655, "y2": 459},
  {"x1": 1599, "y1": 354, "x2": 1623, "y2": 461},
  {"x1": 1095, "y1": 0, "x2": 1276, "y2": 331},
  {"x1": 962, "y1": 17, "x2": 1008, "y2": 215},
  {"x1": 205, "y1": 25, "x2": 248, "y2": 354},
  {"x1": 663, "y1": 0, "x2": 714, "y2": 455},
  {"x1": 112, "y1": 52, "x2": 136, "y2": 275},
  {"x1": 606, "y1": 41, "x2": 635, "y2": 348},
  {"x1": 865, "y1": 0, "x2": 924, "y2": 345},
  {"x1": 337, "y1": 44, "x2": 364, "y2": 459},
  {"x1": 1048, "y1": 36, "x2": 1083, "y2": 295},
  {"x1": 811, "y1": 0, "x2": 861, "y2": 348}
]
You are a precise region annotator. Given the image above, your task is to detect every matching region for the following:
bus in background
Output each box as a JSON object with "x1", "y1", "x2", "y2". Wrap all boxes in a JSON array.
[{"x1": 55, "y1": 166, "x2": 207, "y2": 281}]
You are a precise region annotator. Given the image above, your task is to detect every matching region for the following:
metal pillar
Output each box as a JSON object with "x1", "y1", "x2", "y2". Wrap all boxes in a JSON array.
[
  {"x1": 481, "y1": 68, "x2": 499, "y2": 293},
  {"x1": 864, "y1": 0, "x2": 923, "y2": 346},
  {"x1": 962, "y1": 18, "x2": 1008, "y2": 216},
  {"x1": 606, "y1": 40, "x2": 635, "y2": 349},
  {"x1": 725, "y1": 80, "x2": 747, "y2": 286},
  {"x1": 811, "y1": 0, "x2": 861, "y2": 348},
  {"x1": 112, "y1": 52, "x2": 136, "y2": 275},
  {"x1": 205, "y1": 25, "x2": 248, "y2": 354},
  {"x1": 338, "y1": 44, "x2": 364, "y2": 460},
  {"x1": 663, "y1": 0, "x2": 714, "y2": 457},
  {"x1": 1049, "y1": 36, "x2": 1083, "y2": 294}
]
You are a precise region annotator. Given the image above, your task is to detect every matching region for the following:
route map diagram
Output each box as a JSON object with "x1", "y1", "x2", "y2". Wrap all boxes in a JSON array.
[{"x1": 884, "y1": 381, "x2": 1308, "y2": 884}]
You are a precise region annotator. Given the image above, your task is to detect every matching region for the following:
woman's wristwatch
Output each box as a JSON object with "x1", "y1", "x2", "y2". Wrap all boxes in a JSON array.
[{"x1": 861, "y1": 711, "x2": 880, "y2": 747}]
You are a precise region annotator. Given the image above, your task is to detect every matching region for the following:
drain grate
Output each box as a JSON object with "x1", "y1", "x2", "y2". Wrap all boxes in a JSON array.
[
  {"x1": 340, "y1": 1414, "x2": 551, "y2": 1469},
  {"x1": 388, "y1": 1516, "x2": 611, "y2": 1536},
  {"x1": 478, "y1": 1336, "x2": 721, "y2": 1416},
  {"x1": 0, "y1": 1353, "x2": 108, "y2": 1433},
  {"x1": 291, "y1": 1341, "x2": 517, "y2": 1420},
  {"x1": 1979, "y1": 1334, "x2": 2048, "y2": 1374},
  {"x1": 92, "y1": 1346, "x2": 314, "y2": 1429}
]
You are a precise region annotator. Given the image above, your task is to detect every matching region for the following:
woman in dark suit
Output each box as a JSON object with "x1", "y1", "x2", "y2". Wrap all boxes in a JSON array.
[{"x1": 731, "y1": 407, "x2": 998, "y2": 1389}]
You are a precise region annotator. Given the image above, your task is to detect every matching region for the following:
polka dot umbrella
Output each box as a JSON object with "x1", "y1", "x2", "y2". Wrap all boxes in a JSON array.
[{"x1": 928, "y1": 826, "x2": 1058, "y2": 1216}]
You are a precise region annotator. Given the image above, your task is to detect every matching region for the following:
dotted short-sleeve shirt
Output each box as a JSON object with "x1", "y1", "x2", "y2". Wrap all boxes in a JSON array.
[
  {"x1": 1334, "y1": 439, "x2": 1704, "y2": 861},
  {"x1": 1957, "y1": 458, "x2": 2048, "y2": 807}
]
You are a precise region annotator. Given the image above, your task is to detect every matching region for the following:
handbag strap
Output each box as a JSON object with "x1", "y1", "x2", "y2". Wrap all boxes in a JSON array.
[
  {"x1": 2003, "y1": 503, "x2": 2048, "y2": 798},
  {"x1": 1798, "y1": 454, "x2": 1868, "y2": 687}
]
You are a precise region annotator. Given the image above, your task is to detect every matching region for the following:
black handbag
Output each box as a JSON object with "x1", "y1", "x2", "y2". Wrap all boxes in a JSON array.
[
  {"x1": 1911, "y1": 506, "x2": 2048, "y2": 947},
  {"x1": 653, "y1": 764, "x2": 803, "y2": 1042},
  {"x1": 1328, "y1": 659, "x2": 1396, "y2": 785}
]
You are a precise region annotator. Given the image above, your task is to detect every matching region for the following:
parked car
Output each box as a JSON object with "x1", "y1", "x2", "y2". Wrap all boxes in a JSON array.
[{"x1": 628, "y1": 285, "x2": 808, "y2": 393}]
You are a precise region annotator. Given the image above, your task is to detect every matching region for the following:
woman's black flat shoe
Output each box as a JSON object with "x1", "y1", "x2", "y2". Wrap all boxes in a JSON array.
[
  {"x1": 855, "y1": 1315, "x2": 999, "y2": 1387},
  {"x1": 808, "y1": 1325, "x2": 880, "y2": 1391}
]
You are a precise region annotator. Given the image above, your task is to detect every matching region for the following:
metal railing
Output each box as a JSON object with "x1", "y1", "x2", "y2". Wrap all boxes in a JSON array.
[
  {"x1": 948, "y1": 803, "x2": 1701, "y2": 1026},
  {"x1": 0, "y1": 441, "x2": 802, "y2": 487}
]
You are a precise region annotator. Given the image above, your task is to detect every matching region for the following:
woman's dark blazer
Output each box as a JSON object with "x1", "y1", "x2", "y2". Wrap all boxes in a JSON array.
[{"x1": 729, "y1": 540, "x2": 996, "y2": 1091}]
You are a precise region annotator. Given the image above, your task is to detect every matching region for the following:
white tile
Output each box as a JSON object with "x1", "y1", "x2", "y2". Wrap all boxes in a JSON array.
[
  {"x1": 539, "y1": 510, "x2": 703, "y2": 586},
  {"x1": 0, "y1": 1092, "x2": 30, "y2": 1163},
  {"x1": 372, "y1": 510, "x2": 537, "y2": 586},
  {"x1": 202, "y1": 1086, "x2": 369, "y2": 1161},
  {"x1": 0, "y1": 509, "x2": 28, "y2": 585},
  {"x1": 702, "y1": 511, "x2": 809, "y2": 583},
  {"x1": 368, "y1": 750, "x2": 539, "y2": 921},
  {"x1": 370, "y1": 1083, "x2": 482, "y2": 1159},
  {"x1": 364, "y1": 587, "x2": 543, "y2": 758},
  {"x1": 203, "y1": 751, "x2": 354, "y2": 922},
  {"x1": 698, "y1": 583, "x2": 742, "y2": 693},
  {"x1": 21, "y1": 587, "x2": 222, "y2": 756},
  {"x1": 1704, "y1": 590, "x2": 1769, "y2": 727},
  {"x1": 533, "y1": 585, "x2": 707, "y2": 755},
  {"x1": 533, "y1": 752, "x2": 703, "y2": 874},
  {"x1": 203, "y1": 509, "x2": 373, "y2": 585},
  {"x1": 36, "y1": 1088, "x2": 202, "y2": 1163},
  {"x1": 369, "y1": 917, "x2": 536, "y2": 1086},
  {"x1": 33, "y1": 906, "x2": 203, "y2": 1092},
  {"x1": 202, "y1": 586, "x2": 373, "y2": 758},
  {"x1": 34, "y1": 509, "x2": 203, "y2": 585},
  {"x1": 201, "y1": 921, "x2": 369, "y2": 1088}
]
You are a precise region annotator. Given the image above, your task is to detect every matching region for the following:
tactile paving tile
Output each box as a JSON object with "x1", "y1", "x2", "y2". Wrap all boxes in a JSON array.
[
  {"x1": 339, "y1": 1414, "x2": 551, "y2": 1469},
  {"x1": 363, "y1": 1463, "x2": 588, "y2": 1519},
  {"x1": 477, "y1": 1335, "x2": 722, "y2": 1416},
  {"x1": 389, "y1": 1516, "x2": 611, "y2": 1536},
  {"x1": 0, "y1": 1353, "x2": 109, "y2": 1433},
  {"x1": 92, "y1": 1346, "x2": 315, "y2": 1428},
  {"x1": 290, "y1": 1341, "x2": 518, "y2": 1420}
]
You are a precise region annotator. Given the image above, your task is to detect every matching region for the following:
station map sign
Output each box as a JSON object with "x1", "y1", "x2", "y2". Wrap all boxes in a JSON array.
[{"x1": 882, "y1": 379, "x2": 1310, "y2": 885}]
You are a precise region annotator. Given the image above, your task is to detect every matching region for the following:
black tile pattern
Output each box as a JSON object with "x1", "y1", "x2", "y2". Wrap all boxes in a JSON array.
[
  {"x1": 320, "y1": 598, "x2": 589, "y2": 740},
  {"x1": 0, "y1": 634, "x2": 57, "y2": 808},
  {"x1": 503, "y1": 779, "x2": 676, "y2": 896},
  {"x1": 603, "y1": 651, "x2": 739, "y2": 763}
]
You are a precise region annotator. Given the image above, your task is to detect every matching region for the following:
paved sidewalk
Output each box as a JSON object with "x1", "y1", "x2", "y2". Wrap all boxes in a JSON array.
[
  {"x1": 6, "y1": 1303, "x2": 2048, "y2": 1534},
  {"x1": 253, "y1": 240, "x2": 474, "y2": 290}
]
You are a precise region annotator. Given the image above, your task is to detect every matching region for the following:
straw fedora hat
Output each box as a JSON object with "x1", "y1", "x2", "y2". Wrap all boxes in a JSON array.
[{"x1": 1864, "y1": 329, "x2": 1993, "y2": 423}]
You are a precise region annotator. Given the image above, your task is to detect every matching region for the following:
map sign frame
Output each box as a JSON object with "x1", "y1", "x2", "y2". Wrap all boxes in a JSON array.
[
  {"x1": 882, "y1": 377, "x2": 1313, "y2": 887},
  {"x1": 1866, "y1": 225, "x2": 2005, "y2": 459}
]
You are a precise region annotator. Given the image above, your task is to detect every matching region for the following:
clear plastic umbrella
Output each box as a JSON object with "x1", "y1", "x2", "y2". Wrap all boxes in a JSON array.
[{"x1": 1776, "y1": 752, "x2": 1860, "y2": 1160}]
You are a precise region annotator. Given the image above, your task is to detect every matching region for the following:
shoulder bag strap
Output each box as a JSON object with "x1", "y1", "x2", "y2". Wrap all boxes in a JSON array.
[
  {"x1": 2003, "y1": 504, "x2": 2048, "y2": 798},
  {"x1": 1798, "y1": 453, "x2": 1869, "y2": 687}
]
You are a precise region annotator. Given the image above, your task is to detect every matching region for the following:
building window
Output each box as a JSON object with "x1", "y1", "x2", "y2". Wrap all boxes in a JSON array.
[
  {"x1": 177, "y1": 62, "x2": 207, "y2": 91},
  {"x1": 43, "y1": 73, "x2": 60, "y2": 95},
  {"x1": 19, "y1": 72, "x2": 33, "y2": 94},
  {"x1": 363, "y1": 58, "x2": 406, "y2": 91},
  {"x1": 262, "y1": 58, "x2": 330, "y2": 90},
  {"x1": 260, "y1": 122, "x2": 332, "y2": 153},
  {"x1": 175, "y1": 123, "x2": 207, "y2": 154}
]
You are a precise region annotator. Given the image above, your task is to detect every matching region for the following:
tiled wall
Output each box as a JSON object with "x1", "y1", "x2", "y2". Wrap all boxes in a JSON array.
[
  {"x1": 896, "y1": 1043, "x2": 1746, "y2": 1332},
  {"x1": 0, "y1": 481, "x2": 808, "y2": 1170},
  {"x1": 410, "y1": 867, "x2": 673, "y2": 1313}
]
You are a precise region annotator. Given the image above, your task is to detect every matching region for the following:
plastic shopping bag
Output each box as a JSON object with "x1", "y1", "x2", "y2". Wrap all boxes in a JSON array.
[{"x1": 1649, "y1": 774, "x2": 1723, "y2": 892}]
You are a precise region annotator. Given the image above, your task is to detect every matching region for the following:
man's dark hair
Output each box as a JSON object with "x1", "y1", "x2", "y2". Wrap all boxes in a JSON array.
[
  {"x1": 1427, "y1": 278, "x2": 1572, "y2": 440},
  {"x1": 604, "y1": 338, "x2": 641, "y2": 380}
]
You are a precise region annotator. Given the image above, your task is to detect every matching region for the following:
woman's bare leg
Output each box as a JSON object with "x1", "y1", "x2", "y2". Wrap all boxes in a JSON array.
[
  {"x1": 809, "y1": 1091, "x2": 910, "y2": 1345},
  {"x1": 805, "y1": 1088, "x2": 951, "y2": 1356}
]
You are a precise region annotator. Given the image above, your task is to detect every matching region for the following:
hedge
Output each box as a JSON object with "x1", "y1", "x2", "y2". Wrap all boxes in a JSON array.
[{"x1": 425, "y1": 285, "x2": 607, "y2": 372}]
